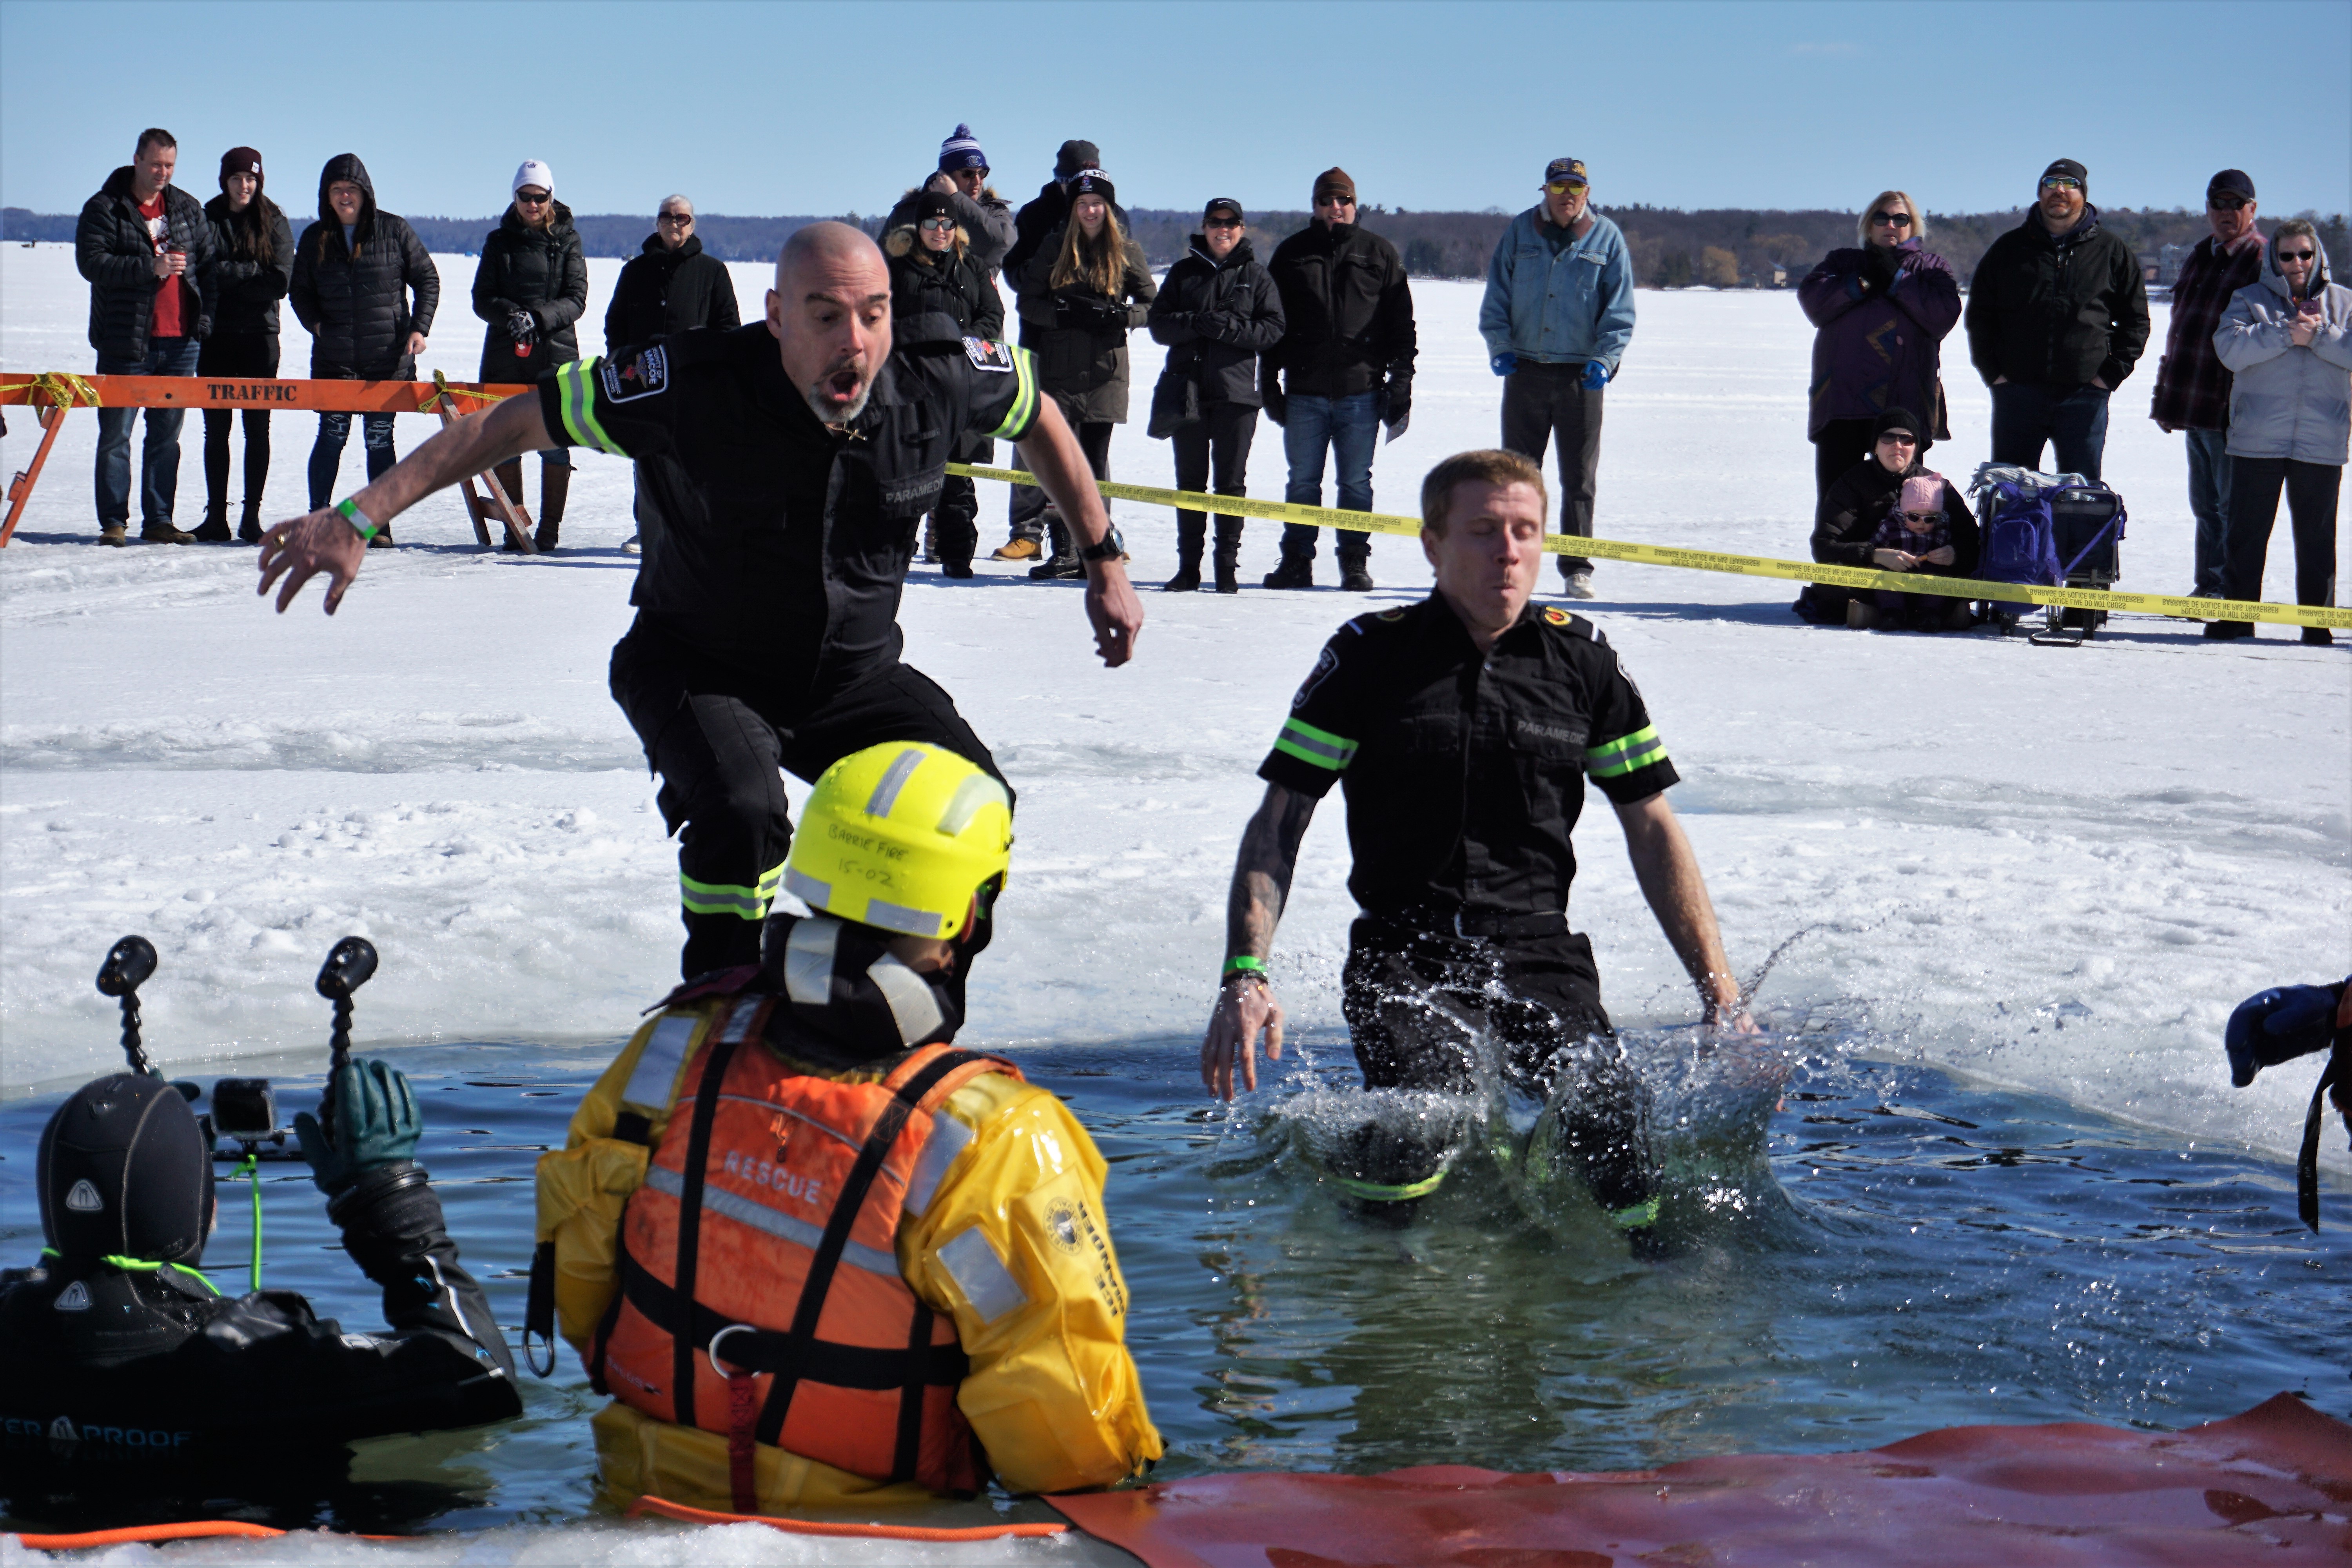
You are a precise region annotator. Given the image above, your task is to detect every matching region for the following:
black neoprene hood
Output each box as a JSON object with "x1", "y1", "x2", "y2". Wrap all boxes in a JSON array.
[{"x1": 36, "y1": 1073, "x2": 212, "y2": 1264}]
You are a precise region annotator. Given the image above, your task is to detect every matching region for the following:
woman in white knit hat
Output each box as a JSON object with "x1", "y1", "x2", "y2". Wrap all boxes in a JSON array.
[{"x1": 470, "y1": 159, "x2": 586, "y2": 548}]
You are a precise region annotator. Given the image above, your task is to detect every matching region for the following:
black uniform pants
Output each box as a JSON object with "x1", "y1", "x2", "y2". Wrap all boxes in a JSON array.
[
  {"x1": 2216, "y1": 456, "x2": 2341, "y2": 632},
  {"x1": 1501, "y1": 363, "x2": 1603, "y2": 578},
  {"x1": 1171, "y1": 401, "x2": 1257, "y2": 564},
  {"x1": 609, "y1": 617, "x2": 1010, "y2": 978},
  {"x1": 1340, "y1": 916, "x2": 1655, "y2": 1219}
]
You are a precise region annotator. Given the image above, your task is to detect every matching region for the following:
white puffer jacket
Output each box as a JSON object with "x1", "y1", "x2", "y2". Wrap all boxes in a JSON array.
[{"x1": 2214, "y1": 232, "x2": 2352, "y2": 464}]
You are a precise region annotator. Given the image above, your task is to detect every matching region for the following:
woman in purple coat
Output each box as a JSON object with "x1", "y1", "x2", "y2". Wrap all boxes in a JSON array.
[{"x1": 1798, "y1": 189, "x2": 1961, "y2": 497}]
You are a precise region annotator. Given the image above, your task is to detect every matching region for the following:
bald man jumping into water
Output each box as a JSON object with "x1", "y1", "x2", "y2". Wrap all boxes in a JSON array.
[{"x1": 260, "y1": 223, "x2": 1143, "y2": 977}]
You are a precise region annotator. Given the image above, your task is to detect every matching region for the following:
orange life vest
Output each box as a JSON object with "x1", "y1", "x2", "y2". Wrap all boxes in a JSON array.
[{"x1": 592, "y1": 994, "x2": 1017, "y2": 1500}]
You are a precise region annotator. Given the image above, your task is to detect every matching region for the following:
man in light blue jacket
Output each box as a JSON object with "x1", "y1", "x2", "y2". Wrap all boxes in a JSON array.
[{"x1": 1479, "y1": 158, "x2": 1636, "y2": 597}]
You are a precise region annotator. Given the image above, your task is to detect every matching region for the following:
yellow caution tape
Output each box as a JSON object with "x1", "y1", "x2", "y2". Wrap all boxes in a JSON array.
[
  {"x1": 419, "y1": 370, "x2": 508, "y2": 415},
  {"x1": 947, "y1": 463, "x2": 2348, "y2": 631},
  {"x1": 0, "y1": 372, "x2": 102, "y2": 410}
]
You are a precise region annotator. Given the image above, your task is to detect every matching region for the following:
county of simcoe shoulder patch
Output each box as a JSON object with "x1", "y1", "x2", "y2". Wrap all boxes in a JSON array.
[
  {"x1": 599, "y1": 345, "x2": 669, "y2": 403},
  {"x1": 1377, "y1": 608, "x2": 1407, "y2": 621},
  {"x1": 963, "y1": 337, "x2": 1014, "y2": 372},
  {"x1": 1542, "y1": 606, "x2": 1573, "y2": 626}
]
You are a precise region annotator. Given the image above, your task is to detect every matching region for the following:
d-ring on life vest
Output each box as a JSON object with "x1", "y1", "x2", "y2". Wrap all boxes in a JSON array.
[{"x1": 594, "y1": 1000, "x2": 1015, "y2": 1502}]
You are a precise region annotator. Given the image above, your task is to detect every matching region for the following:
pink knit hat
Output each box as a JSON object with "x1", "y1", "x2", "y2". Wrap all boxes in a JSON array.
[{"x1": 1900, "y1": 474, "x2": 1944, "y2": 514}]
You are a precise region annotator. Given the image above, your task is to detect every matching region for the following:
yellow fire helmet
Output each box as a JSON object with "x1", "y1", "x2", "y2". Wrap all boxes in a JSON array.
[{"x1": 781, "y1": 742, "x2": 1013, "y2": 940}]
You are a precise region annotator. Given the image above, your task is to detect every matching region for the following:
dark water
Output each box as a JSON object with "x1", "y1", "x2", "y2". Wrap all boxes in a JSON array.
[{"x1": 2, "y1": 1028, "x2": 2345, "y2": 1536}]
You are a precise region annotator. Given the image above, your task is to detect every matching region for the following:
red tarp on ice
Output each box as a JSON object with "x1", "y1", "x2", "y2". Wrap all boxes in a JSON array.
[{"x1": 1049, "y1": 1392, "x2": 2351, "y2": 1567}]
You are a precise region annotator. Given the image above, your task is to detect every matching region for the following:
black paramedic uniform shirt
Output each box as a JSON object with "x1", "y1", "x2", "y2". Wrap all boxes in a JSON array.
[
  {"x1": 1258, "y1": 596, "x2": 1678, "y2": 923},
  {"x1": 539, "y1": 322, "x2": 1041, "y2": 693}
]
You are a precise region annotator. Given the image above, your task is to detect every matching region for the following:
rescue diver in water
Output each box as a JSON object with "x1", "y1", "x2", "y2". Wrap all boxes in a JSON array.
[
  {"x1": 2225, "y1": 976, "x2": 2350, "y2": 1231},
  {"x1": 1199, "y1": 448, "x2": 1752, "y2": 1243},
  {"x1": 0, "y1": 1058, "x2": 521, "y2": 1493},
  {"x1": 532, "y1": 740, "x2": 1160, "y2": 1515}
]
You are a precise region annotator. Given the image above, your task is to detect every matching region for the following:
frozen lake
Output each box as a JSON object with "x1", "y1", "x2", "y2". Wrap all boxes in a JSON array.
[{"x1": 1, "y1": 239, "x2": 2346, "y2": 1556}]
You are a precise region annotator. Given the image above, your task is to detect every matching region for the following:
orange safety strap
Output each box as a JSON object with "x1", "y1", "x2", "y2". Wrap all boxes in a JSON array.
[{"x1": 625, "y1": 1494, "x2": 1068, "y2": 1541}]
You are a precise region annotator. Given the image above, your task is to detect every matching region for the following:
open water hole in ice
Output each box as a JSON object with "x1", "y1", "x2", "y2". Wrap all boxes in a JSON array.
[{"x1": 1, "y1": 1028, "x2": 2344, "y2": 1542}]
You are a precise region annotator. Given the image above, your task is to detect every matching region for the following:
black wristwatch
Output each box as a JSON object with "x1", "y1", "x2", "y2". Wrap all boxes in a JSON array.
[{"x1": 1077, "y1": 524, "x2": 1125, "y2": 565}]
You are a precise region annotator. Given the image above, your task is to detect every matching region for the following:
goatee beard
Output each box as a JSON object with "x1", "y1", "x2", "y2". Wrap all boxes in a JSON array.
[{"x1": 805, "y1": 372, "x2": 871, "y2": 427}]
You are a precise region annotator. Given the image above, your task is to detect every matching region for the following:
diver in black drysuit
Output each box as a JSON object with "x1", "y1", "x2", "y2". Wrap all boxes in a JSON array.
[
  {"x1": 0, "y1": 1062, "x2": 520, "y2": 1520},
  {"x1": 2226, "y1": 977, "x2": 2350, "y2": 1231}
]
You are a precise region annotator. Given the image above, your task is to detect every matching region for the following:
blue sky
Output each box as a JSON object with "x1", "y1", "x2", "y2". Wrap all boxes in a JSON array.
[{"x1": 5, "y1": 1, "x2": 2347, "y2": 221}]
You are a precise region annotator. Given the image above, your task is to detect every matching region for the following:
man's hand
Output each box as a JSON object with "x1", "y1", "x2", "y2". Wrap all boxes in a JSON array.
[
  {"x1": 1084, "y1": 559, "x2": 1143, "y2": 668},
  {"x1": 404, "y1": 332, "x2": 427, "y2": 358},
  {"x1": 258, "y1": 508, "x2": 369, "y2": 614},
  {"x1": 1202, "y1": 976, "x2": 1285, "y2": 1101},
  {"x1": 1872, "y1": 548, "x2": 1917, "y2": 571},
  {"x1": 154, "y1": 250, "x2": 187, "y2": 279},
  {"x1": 925, "y1": 172, "x2": 954, "y2": 194}
]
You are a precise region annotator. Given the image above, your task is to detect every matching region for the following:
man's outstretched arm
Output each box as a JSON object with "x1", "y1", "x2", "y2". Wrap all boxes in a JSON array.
[
  {"x1": 1201, "y1": 783, "x2": 1318, "y2": 1100},
  {"x1": 256, "y1": 393, "x2": 557, "y2": 615},
  {"x1": 1013, "y1": 399, "x2": 1143, "y2": 668},
  {"x1": 1613, "y1": 791, "x2": 1751, "y2": 1029}
]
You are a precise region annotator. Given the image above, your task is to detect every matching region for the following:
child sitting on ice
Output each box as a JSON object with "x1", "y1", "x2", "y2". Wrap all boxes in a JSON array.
[{"x1": 1855, "y1": 474, "x2": 1975, "y2": 630}]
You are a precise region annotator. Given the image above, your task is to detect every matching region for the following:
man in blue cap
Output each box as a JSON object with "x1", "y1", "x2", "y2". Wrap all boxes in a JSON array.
[
  {"x1": 1479, "y1": 157, "x2": 1637, "y2": 600},
  {"x1": 886, "y1": 124, "x2": 1013, "y2": 279}
]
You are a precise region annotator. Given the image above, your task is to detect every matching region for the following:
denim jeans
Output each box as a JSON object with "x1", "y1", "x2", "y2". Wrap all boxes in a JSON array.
[
  {"x1": 1279, "y1": 390, "x2": 1380, "y2": 564},
  {"x1": 307, "y1": 411, "x2": 401, "y2": 511},
  {"x1": 93, "y1": 336, "x2": 201, "y2": 531},
  {"x1": 1989, "y1": 381, "x2": 2110, "y2": 482},
  {"x1": 2184, "y1": 427, "x2": 2234, "y2": 595}
]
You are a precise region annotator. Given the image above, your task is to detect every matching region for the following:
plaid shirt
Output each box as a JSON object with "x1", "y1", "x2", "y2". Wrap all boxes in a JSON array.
[{"x1": 2149, "y1": 229, "x2": 2266, "y2": 431}]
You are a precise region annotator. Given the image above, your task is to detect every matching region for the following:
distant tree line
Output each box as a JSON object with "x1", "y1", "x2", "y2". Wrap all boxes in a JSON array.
[{"x1": 9, "y1": 202, "x2": 2345, "y2": 288}]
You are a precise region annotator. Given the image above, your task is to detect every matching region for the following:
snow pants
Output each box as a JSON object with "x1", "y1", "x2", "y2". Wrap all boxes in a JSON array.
[
  {"x1": 609, "y1": 616, "x2": 1011, "y2": 978},
  {"x1": 1338, "y1": 915, "x2": 1655, "y2": 1224}
]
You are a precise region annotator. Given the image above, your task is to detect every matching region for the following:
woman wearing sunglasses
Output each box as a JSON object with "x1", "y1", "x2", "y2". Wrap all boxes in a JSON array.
[
  {"x1": 884, "y1": 188, "x2": 1006, "y2": 577},
  {"x1": 471, "y1": 159, "x2": 586, "y2": 549},
  {"x1": 1798, "y1": 190, "x2": 1959, "y2": 498},
  {"x1": 2207, "y1": 219, "x2": 2351, "y2": 644}
]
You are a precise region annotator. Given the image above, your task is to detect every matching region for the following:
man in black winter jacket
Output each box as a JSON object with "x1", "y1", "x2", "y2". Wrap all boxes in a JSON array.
[
  {"x1": 76, "y1": 128, "x2": 217, "y2": 545},
  {"x1": 288, "y1": 154, "x2": 439, "y2": 531},
  {"x1": 605, "y1": 196, "x2": 743, "y2": 557},
  {"x1": 0, "y1": 1064, "x2": 520, "y2": 1522},
  {"x1": 1261, "y1": 168, "x2": 1417, "y2": 591},
  {"x1": 1962, "y1": 159, "x2": 2150, "y2": 483},
  {"x1": 1148, "y1": 198, "x2": 1286, "y2": 592}
]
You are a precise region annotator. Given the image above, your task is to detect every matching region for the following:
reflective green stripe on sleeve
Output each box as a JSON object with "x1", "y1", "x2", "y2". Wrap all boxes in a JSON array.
[
  {"x1": 1585, "y1": 724, "x2": 1667, "y2": 779},
  {"x1": 556, "y1": 359, "x2": 626, "y2": 455},
  {"x1": 1335, "y1": 1170, "x2": 1447, "y2": 1202},
  {"x1": 983, "y1": 344, "x2": 1041, "y2": 443},
  {"x1": 1272, "y1": 717, "x2": 1359, "y2": 772},
  {"x1": 680, "y1": 860, "x2": 786, "y2": 922}
]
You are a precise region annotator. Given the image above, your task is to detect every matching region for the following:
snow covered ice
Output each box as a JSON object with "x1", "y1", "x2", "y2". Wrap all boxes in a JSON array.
[
  {"x1": 0, "y1": 240, "x2": 2347, "y2": 1556},
  {"x1": 5, "y1": 241, "x2": 2341, "y2": 1167}
]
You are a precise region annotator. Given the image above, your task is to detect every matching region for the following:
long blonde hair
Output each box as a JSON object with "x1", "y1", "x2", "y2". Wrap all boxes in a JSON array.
[
  {"x1": 1857, "y1": 189, "x2": 1926, "y2": 247},
  {"x1": 1050, "y1": 203, "x2": 1128, "y2": 297}
]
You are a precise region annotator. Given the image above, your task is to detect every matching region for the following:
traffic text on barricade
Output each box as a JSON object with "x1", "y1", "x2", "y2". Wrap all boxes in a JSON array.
[
  {"x1": 0, "y1": 373, "x2": 528, "y2": 547},
  {"x1": 947, "y1": 463, "x2": 2348, "y2": 632}
]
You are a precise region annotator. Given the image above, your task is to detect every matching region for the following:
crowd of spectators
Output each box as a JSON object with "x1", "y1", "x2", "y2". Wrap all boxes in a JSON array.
[{"x1": 65, "y1": 131, "x2": 2345, "y2": 639}]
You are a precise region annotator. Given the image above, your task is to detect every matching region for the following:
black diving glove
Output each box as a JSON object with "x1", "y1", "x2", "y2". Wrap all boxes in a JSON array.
[
  {"x1": 2225, "y1": 982, "x2": 2345, "y2": 1087},
  {"x1": 296, "y1": 1058, "x2": 424, "y2": 1196}
]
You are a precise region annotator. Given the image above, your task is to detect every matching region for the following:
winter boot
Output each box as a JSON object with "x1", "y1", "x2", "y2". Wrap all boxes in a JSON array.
[
  {"x1": 990, "y1": 535, "x2": 1041, "y2": 561},
  {"x1": 534, "y1": 463, "x2": 569, "y2": 552},
  {"x1": 1846, "y1": 599, "x2": 1881, "y2": 630},
  {"x1": 1212, "y1": 518, "x2": 1243, "y2": 594},
  {"x1": 192, "y1": 501, "x2": 232, "y2": 543},
  {"x1": 236, "y1": 499, "x2": 264, "y2": 544},
  {"x1": 1165, "y1": 514, "x2": 1205, "y2": 592},
  {"x1": 140, "y1": 524, "x2": 194, "y2": 544},
  {"x1": 1029, "y1": 507, "x2": 1083, "y2": 579},
  {"x1": 1339, "y1": 561, "x2": 1375, "y2": 592},
  {"x1": 1263, "y1": 554, "x2": 1314, "y2": 590}
]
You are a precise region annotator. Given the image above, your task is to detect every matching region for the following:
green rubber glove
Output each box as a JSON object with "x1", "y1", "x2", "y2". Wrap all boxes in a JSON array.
[{"x1": 294, "y1": 1058, "x2": 423, "y2": 1196}]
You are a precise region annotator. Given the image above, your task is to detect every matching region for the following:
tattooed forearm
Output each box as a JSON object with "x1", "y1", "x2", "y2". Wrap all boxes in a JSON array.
[{"x1": 1224, "y1": 785, "x2": 1316, "y2": 964}]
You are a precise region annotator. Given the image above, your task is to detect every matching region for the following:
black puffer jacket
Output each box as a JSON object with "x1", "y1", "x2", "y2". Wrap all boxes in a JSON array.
[
  {"x1": 1264, "y1": 220, "x2": 1417, "y2": 399},
  {"x1": 288, "y1": 154, "x2": 439, "y2": 377},
  {"x1": 1149, "y1": 235, "x2": 1285, "y2": 408},
  {"x1": 472, "y1": 200, "x2": 588, "y2": 383},
  {"x1": 75, "y1": 167, "x2": 216, "y2": 357},
  {"x1": 1812, "y1": 457, "x2": 1977, "y2": 572},
  {"x1": 885, "y1": 181, "x2": 1014, "y2": 276},
  {"x1": 884, "y1": 228, "x2": 1004, "y2": 340},
  {"x1": 202, "y1": 193, "x2": 294, "y2": 338},
  {"x1": 603, "y1": 232, "x2": 740, "y2": 350},
  {"x1": 1013, "y1": 223, "x2": 1156, "y2": 423},
  {"x1": 1963, "y1": 205, "x2": 2151, "y2": 391}
]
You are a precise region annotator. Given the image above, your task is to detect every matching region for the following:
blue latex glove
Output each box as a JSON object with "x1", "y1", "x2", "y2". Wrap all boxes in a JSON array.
[
  {"x1": 295, "y1": 1058, "x2": 424, "y2": 1195},
  {"x1": 1581, "y1": 360, "x2": 1610, "y2": 391},
  {"x1": 2224, "y1": 984, "x2": 2341, "y2": 1086},
  {"x1": 1490, "y1": 352, "x2": 1517, "y2": 377}
]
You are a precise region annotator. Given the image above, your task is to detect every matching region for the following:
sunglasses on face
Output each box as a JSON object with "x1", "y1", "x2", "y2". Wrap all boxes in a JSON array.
[
  {"x1": 2208, "y1": 195, "x2": 2249, "y2": 212},
  {"x1": 919, "y1": 217, "x2": 956, "y2": 232},
  {"x1": 1869, "y1": 210, "x2": 1912, "y2": 227},
  {"x1": 659, "y1": 211, "x2": 692, "y2": 224},
  {"x1": 2278, "y1": 248, "x2": 2316, "y2": 262},
  {"x1": 515, "y1": 191, "x2": 551, "y2": 205},
  {"x1": 1902, "y1": 511, "x2": 1946, "y2": 524},
  {"x1": 2040, "y1": 177, "x2": 2082, "y2": 192},
  {"x1": 1204, "y1": 216, "x2": 1243, "y2": 229},
  {"x1": 1545, "y1": 181, "x2": 1588, "y2": 196}
]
